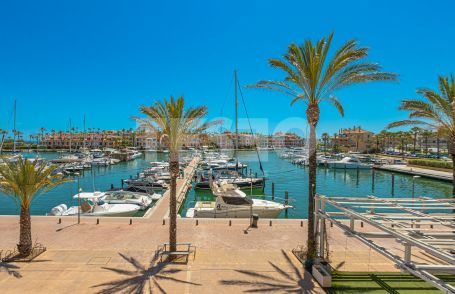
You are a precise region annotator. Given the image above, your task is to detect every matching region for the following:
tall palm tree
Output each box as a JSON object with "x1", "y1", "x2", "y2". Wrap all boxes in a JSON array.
[
  {"x1": 410, "y1": 127, "x2": 421, "y2": 153},
  {"x1": 388, "y1": 74, "x2": 455, "y2": 195},
  {"x1": 134, "y1": 96, "x2": 219, "y2": 252},
  {"x1": 0, "y1": 158, "x2": 68, "y2": 256},
  {"x1": 249, "y1": 33, "x2": 396, "y2": 266}
]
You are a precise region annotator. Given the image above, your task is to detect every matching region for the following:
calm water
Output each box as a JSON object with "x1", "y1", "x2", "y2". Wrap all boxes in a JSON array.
[
  {"x1": 180, "y1": 151, "x2": 452, "y2": 218},
  {"x1": 0, "y1": 151, "x2": 452, "y2": 218}
]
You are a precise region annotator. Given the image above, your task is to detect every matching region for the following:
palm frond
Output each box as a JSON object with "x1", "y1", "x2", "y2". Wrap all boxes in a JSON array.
[{"x1": 0, "y1": 157, "x2": 70, "y2": 209}]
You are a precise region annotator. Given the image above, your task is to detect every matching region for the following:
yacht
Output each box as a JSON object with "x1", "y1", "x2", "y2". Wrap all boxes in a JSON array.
[
  {"x1": 125, "y1": 177, "x2": 168, "y2": 190},
  {"x1": 91, "y1": 157, "x2": 111, "y2": 166},
  {"x1": 326, "y1": 156, "x2": 372, "y2": 169},
  {"x1": 101, "y1": 190, "x2": 158, "y2": 209},
  {"x1": 49, "y1": 192, "x2": 141, "y2": 217},
  {"x1": 186, "y1": 182, "x2": 291, "y2": 218},
  {"x1": 195, "y1": 176, "x2": 264, "y2": 190}
]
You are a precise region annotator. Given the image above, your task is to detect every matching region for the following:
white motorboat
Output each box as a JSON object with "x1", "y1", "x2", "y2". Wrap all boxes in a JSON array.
[
  {"x1": 49, "y1": 192, "x2": 141, "y2": 217},
  {"x1": 101, "y1": 190, "x2": 153, "y2": 209},
  {"x1": 91, "y1": 158, "x2": 111, "y2": 166},
  {"x1": 212, "y1": 181, "x2": 247, "y2": 198},
  {"x1": 326, "y1": 156, "x2": 372, "y2": 169},
  {"x1": 186, "y1": 182, "x2": 291, "y2": 218}
]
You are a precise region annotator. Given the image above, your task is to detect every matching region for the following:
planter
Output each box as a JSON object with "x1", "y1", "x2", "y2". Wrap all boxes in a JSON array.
[{"x1": 312, "y1": 264, "x2": 332, "y2": 287}]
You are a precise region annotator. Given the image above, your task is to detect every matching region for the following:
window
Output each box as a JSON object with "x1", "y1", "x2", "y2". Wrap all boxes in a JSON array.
[{"x1": 221, "y1": 196, "x2": 253, "y2": 205}]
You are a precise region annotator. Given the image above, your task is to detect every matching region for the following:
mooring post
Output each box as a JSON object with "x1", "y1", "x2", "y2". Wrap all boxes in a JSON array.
[
  {"x1": 391, "y1": 174, "x2": 395, "y2": 196},
  {"x1": 129, "y1": 219, "x2": 132, "y2": 225},
  {"x1": 285, "y1": 190, "x2": 289, "y2": 206},
  {"x1": 371, "y1": 169, "x2": 375, "y2": 191},
  {"x1": 110, "y1": 184, "x2": 114, "y2": 190},
  {"x1": 121, "y1": 179, "x2": 124, "y2": 188}
]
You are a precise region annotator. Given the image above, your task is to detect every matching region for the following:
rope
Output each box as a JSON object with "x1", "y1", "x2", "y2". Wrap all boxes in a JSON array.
[{"x1": 236, "y1": 77, "x2": 264, "y2": 175}]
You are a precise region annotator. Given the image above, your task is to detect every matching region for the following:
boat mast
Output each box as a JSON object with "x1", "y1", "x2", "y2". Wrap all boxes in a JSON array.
[
  {"x1": 234, "y1": 70, "x2": 239, "y2": 166},
  {"x1": 12, "y1": 99, "x2": 16, "y2": 153},
  {"x1": 83, "y1": 115, "x2": 86, "y2": 150},
  {"x1": 69, "y1": 118, "x2": 72, "y2": 153}
]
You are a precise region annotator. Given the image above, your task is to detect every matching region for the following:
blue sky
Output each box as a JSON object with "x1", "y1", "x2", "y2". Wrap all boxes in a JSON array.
[{"x1": 0, "y1": 0, "x2": 454, "y2": 137}]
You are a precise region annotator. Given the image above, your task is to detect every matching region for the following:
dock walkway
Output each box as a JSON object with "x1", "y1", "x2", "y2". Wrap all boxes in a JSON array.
[
  {"x1": 374, "y1": 164, "x2": 453, "y2": 182},
  {"x1": 144, "y1": 157, "x2": 200, "y2": 220}
]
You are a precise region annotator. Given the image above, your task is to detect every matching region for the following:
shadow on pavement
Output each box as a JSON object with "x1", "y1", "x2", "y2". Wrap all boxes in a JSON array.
[
  {"x1": 219, "y1": 249, "x2": 316, "y2": 293},
  {"x1": 0, "y1": 262, "x2": 22, "y2": 278},
  {"x1": 93, "y1": 250, "x2": 201, "y2": 293}
]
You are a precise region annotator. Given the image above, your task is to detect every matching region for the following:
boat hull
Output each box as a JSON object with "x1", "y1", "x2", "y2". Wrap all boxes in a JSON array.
[{"x1": 186, "y1": 206, "x2": 283, "y2": 218}]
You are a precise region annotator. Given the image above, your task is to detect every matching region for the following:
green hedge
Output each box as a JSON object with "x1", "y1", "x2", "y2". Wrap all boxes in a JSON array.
[{"x1": 408, "y1": 159, "x2": 453, "y2": 169}]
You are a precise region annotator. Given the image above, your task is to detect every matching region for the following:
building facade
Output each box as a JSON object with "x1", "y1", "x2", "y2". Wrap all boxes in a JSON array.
[{"x1": 332, "y1": 127, "x2": 374, "y2": 153}]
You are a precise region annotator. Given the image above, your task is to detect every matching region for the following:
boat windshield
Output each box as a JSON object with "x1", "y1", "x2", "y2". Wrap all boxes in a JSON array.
[{"x1": 221, "y1": 196, "x2": 253, "y2": 205}]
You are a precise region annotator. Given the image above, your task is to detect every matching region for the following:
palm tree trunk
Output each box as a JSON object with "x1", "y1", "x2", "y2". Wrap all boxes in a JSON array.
[
  {"x1": 18, "y1": 207, "x2": 32, "y2": 256},
  {"x1": 305, "y1": 105, "x2": 319, "y2": 270},
  {"x1": 169, "y1": 151, "x2": 179, "y2": 253}
]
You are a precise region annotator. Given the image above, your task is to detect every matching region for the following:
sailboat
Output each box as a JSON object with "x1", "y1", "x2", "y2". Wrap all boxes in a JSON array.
[{"x1": 195, "y1": 70, "x2": 265, "y2": 191}]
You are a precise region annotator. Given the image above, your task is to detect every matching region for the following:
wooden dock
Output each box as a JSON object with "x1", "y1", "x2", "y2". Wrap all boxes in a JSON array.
[
  {"x1": 144, "y1": 157, "x2": 200, "y2": 220},
  {"x1": 374, "y1": 164, "x2": 453, "y2": 182}
]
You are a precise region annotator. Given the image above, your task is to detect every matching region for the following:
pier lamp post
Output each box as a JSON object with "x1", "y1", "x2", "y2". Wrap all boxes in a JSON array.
[
  {"x1": 412, "y1": 175, "x2": 420, "y2": 198},
  {"x1": 75, "y1": 173, "x2": 81, "y2": 224}
]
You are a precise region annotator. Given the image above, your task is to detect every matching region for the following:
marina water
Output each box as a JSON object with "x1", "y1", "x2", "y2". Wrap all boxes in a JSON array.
[{"x1": 0, "y1": 151, "x2": 451, "y2": 218}]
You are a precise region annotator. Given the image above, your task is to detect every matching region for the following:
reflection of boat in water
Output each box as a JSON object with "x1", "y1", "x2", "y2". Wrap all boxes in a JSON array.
[
  {"x1": 186, "y1": 182, "x2": 291, "y2": 218},
  {"x1": 326, "y1": 157, "x2": 372, "y2": 169},
  {"x1": 49, "y1": 192, "x2": 141, "y2": 217}
]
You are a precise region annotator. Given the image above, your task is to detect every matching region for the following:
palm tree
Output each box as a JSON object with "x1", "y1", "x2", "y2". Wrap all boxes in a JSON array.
[
  {"x1": 410, "y1": 127, "x2": 421, "y2": 153},
  {"x1": 249, "y1": 32, "x2": 396, "y2": 266},
  {"x1": 332, "y1": 133, "x2": 338, "y2": 154},
  {"x1": 388, "y1": 74, "x2": 455, "y2": 195},
  {"x1": 39, "y1": 127, "x2": 46, "y2": 145},
  {"x1": 0, "y1": 157, "x2": 68, "y2": 256},
  {"x1": 134, "y1": 96, "x2": 219, "y2": 252},
  {"x1": 375, "y1": 132, "x2": 384, "y2": 152},
  {"x1": 421, "y1": 130, "x2": 433, "y2": 155},
  {"x1": 321, "y1": 133, "x2": 329, "y2": 155}
]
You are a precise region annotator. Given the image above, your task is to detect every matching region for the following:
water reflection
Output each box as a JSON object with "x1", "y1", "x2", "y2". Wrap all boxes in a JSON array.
[{"x1": 0, "y1": 150, "x2": 451, "y2": 218}]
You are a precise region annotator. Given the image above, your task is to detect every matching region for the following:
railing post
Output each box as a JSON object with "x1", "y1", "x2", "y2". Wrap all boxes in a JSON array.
[
  {"x1": 319, "y1": 199, "x2": 326, "y2": 257},
  {"x1": 404, "y1": 243, "x2": 412, "y2": 263}
]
